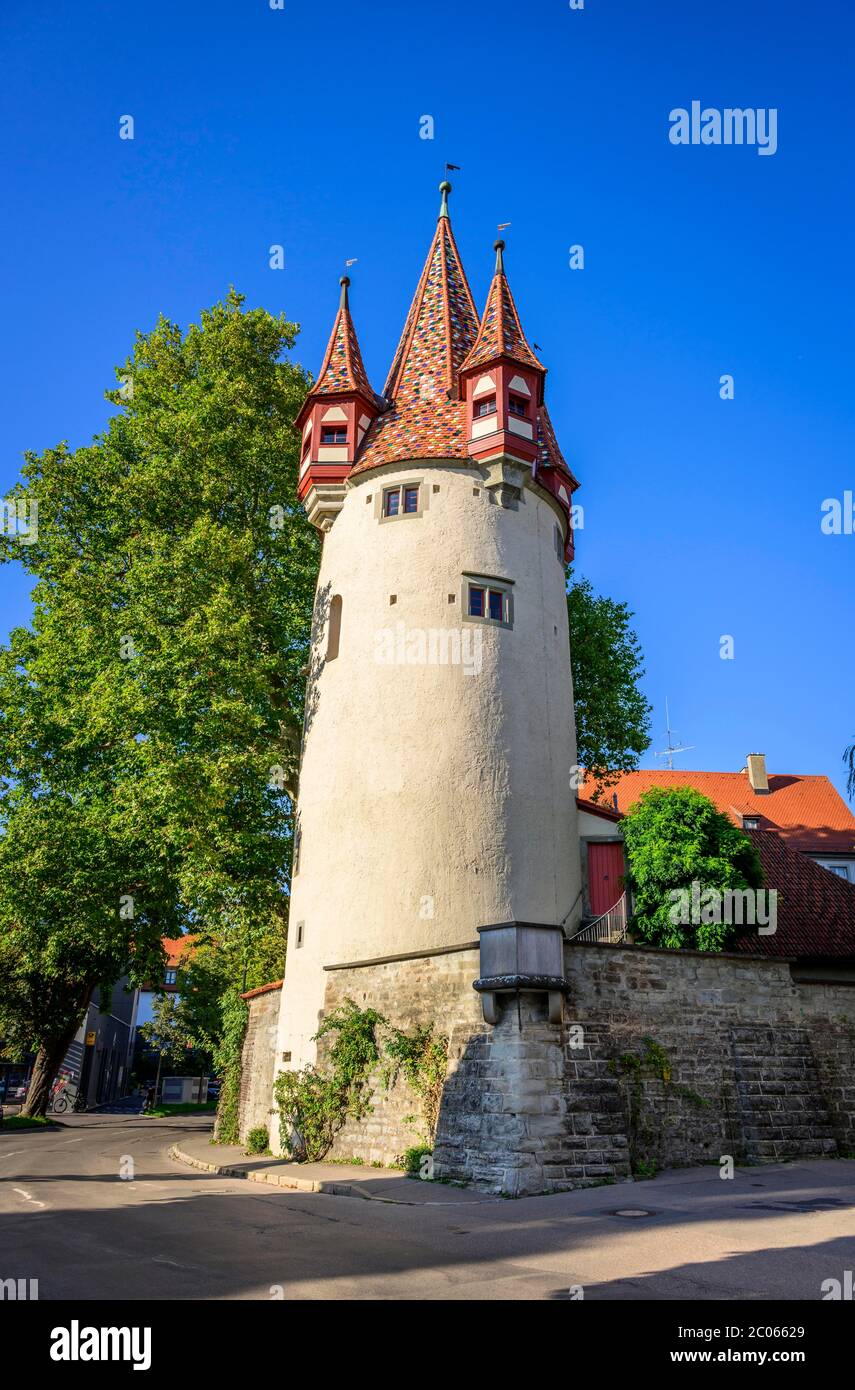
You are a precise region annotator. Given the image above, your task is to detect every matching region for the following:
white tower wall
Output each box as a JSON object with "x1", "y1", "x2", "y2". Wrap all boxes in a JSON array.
[{"x1": 273, "y1": 461, "x2": 581, "y2": 1079}]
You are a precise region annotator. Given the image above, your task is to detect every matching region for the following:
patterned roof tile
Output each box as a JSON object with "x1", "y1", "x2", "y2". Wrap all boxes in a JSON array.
[
  {"x1": 352, "y1": 197, "x2": 478, "y2": 475},
  {"x1": 310, "y1": 279, "x2": 374, "y2": 401},
  {"x1": 460, "y1": 246, "x2": 545, "y2": 377}
]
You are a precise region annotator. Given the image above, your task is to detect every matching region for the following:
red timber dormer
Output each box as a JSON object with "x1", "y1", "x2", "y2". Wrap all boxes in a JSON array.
[
  {"x1": 295, "y1": 275, "x2": 380, "y2": 530},
  {"x1": 349, "y1": 181, "x2": 479, "y2": 476},
  {"x1": 458, "y1": 239, "x2": 546, "y2": 470}
]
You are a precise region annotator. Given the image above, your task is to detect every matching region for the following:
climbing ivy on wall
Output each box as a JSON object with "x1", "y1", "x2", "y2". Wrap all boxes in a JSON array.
[
  {"x1": 383, "y1": 1024, "x2": 448, "y2": 1146},
  {"x1": 609, "y1": 1036, "x2": 709, "y2": 1178},
  {"x1": 273, "y1": 1000, "x2": 448, "y2": 1163},
  {"x1": 213, "y1": 988, "x2": 249, "y2": 1145}
]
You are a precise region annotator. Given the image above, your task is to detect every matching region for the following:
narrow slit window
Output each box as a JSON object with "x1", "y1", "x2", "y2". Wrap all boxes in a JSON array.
[
  {"x1": 383, "y1": 488, "x2": 400, "y2": 517},
  {"x1": 403, "y1": 486, "x2": 419, "y2": 514},
  {"x1": 488, "y1": 589, "x2": 505, "y2": 622},
  {"x1": 327, "y1": 594, "x2": 342, "y2": 661}
]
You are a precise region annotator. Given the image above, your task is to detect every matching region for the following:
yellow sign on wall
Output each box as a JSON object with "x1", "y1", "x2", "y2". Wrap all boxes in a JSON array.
[{"x1": 85, "y1": 1031, "x2": 96, "y2": 1046}]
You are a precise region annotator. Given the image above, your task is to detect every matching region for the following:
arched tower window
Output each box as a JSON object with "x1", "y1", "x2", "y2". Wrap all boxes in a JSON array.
[{"x1": 327, "y1": 594, "x2": 342, "y2": 661}]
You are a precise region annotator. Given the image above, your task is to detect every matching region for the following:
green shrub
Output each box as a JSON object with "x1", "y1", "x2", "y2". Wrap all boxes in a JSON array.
[
  {"x1": 401, "y1": 1144, "x2": 433, "y2": 1176},
  {"x1": 274, "y1": 1000, "x2": 385, "y2": 1161},
  {"x1": 245, "y1": 1126, "x2": 270, "y2": 1155}
]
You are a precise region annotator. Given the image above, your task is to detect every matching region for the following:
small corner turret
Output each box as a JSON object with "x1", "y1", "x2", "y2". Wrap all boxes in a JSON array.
[{"x1": 295, "y1": 275, "x2": 381, "y2": 531}]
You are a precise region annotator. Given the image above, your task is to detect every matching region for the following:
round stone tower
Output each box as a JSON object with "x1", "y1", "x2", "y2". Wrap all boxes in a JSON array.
[{"x1": 273, "y1": 185, "x2": 582, "y2": 1087}]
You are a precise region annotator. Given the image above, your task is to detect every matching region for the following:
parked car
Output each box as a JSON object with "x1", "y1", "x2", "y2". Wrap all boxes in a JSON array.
[{"x1": 206, "y1": 1078, "x2": 221, "y2": 1102}]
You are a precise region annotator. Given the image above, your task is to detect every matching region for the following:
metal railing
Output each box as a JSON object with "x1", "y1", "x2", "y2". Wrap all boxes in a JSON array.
[{"x1": 567, "y1": 891, "x2": 628, "y2": 945}]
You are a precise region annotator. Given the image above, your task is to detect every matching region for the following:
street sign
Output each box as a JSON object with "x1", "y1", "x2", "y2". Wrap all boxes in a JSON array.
[{"x1": 85, "y1": 1031, "x2": 96, "y2": 1046}]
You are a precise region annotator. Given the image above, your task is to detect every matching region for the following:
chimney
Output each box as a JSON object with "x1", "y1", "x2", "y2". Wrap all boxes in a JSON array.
[{"x1": 746, "y1": 753, "x2": 769, "y2": 794}]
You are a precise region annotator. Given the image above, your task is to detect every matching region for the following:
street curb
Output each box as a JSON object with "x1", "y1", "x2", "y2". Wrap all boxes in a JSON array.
[
  {"x1": 169, "y1": 1143, "x2": 380, "y2": 1200},
  {"x1": 168, "y1": 1143, "x2": 496, "y2": 1206}
]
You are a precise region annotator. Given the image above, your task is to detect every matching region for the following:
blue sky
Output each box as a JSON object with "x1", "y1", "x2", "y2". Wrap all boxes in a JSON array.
[{"x1": 2, "y1": 0, "x2": 853, "y2": 797}]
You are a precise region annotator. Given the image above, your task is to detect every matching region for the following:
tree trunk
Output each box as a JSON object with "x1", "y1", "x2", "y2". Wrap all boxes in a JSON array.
[{"x1": 21, "y1": 987, "x2": 94, "y2": 1118}]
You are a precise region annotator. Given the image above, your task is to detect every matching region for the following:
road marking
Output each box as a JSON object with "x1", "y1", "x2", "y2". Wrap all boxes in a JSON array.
[
  {"x1": 0, "y1": 1150, "x2": 26, "y2": 1160},
  {"x1": 12, "y1": 1187, "x2": 47, "y2": 1209}
]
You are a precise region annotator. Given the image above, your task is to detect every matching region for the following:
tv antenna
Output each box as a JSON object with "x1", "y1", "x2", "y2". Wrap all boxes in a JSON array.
[{"x1": 654, "y1": 699, "x2": 694, "y2": 770}]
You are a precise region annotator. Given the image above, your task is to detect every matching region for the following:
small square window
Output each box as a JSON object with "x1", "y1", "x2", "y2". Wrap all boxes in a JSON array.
[
  {"x1": 403, "y1": 486, "x2": 419, "y2": 514},
  {"x1": 164, "y1": 969, "x2": 177, "y2": 986},
  {"x1": 321, "y1": 426, "x2": 347, "y2": 445},
  {"x1": 508, "y1": 395, "x2": 528, "y2": 417},
  {"x1": 384, "y1": 489, "x2": 400, "y2": 517},
  {"x1": 488, "y1": 589, "x2": 505, "y2": 622},
  {"x1": 475, "y1": 397, "x2": 496, "y2": 418},
  {"x1": 469, "y1": 586, "x2": 485, "y2": 618}
]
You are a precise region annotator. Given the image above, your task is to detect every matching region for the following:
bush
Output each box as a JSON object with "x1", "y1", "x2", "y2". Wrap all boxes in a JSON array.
[
  {"x1": 245, "y1": 1126, "x2": 269, "y2": 1154},
  {"x1": 401, "y1": 1144, "x2": 433, "y2": 1176}
]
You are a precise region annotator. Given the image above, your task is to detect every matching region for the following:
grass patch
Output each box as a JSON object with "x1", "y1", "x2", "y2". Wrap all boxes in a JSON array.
[
  {"x1": 0, "y1": 1115, "x2": 55, "y2": 1131},
  {"x1": 146, "y1": 1101, "x2": 217, "y2": 1117}
]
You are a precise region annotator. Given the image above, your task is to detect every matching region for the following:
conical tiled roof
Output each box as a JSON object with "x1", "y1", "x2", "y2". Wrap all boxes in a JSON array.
[
  {"x1": 459, "y1": 241, "x2": 545, "y2": 379},
  {"x1": 310, "y1": 277, "x2": 374, "y2": 400},
  {"x1": 536, "y1": 402, "x2": 579, "y2": 488},
  {"x1": 352, "y1": 183, "x2": 479, "y2": 474}
]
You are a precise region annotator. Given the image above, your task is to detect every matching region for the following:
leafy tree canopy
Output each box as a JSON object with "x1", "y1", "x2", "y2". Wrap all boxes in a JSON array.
[
  {"x1": 566, "y1": 570, "x2": 652, "y2": 795},
  {"x1": 0, "y1": 291, "x2": 318, "y2": 1113},
  {"x1": 622, "y1": 786, "x2": 764, "y2": 951}
]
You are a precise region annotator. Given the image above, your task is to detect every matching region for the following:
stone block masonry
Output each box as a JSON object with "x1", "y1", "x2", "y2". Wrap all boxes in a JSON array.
[
  {"x1": 237, "y1": 981, "x2": 282, "y2": 1144},
  {"x1": 242, "y1": 943, "x2": 855, "y2": 1195}
]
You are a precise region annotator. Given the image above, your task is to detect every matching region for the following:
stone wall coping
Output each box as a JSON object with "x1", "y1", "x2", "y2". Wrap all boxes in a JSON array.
[
  {"x1": 567, "y1": 940, "x2": 798, "y2": 966},
  {"x1": 240, "y1": 979, "x2": 284, "y2": 1000},
  {"x1": 324, "y1": 941, "x2": 479, "y2": 971}
]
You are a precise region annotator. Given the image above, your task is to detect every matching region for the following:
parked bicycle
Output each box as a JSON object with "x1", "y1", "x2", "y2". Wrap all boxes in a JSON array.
[{"x1": 48, "y1": 1082, "x2": 87, "y2": 1114}]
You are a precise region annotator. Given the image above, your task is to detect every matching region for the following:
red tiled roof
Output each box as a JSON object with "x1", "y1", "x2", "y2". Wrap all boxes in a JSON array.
[
  {"x1": 164, "y1": 935, "x2": 199, "y2": 969},
  {"x1": 536, "y1": 401, "x2": 580, "y2": 488},
  {"x1": 576, "y1": 795, "x2": 623, "y2": 822},
  {"x1": 459, "y1": 245, "x2": 545, "y2": 377},
  {"x1": 351, "y1": 194, "x2": 478, "y2": 475},
  {"x1": 580, "y1": 769, "x2": 855, "y2": 855},
  {"x1": 310, "y1": 279, "x2": 374, "y2": 401},
  {"x1": 732, "y1": 830, "x2": 855, "y2": 958},
  {"x1": 240, "y1": 979, "x2": 283, "y2": 1000}
]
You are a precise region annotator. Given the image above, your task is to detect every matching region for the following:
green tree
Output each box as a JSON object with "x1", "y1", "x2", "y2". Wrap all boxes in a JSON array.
[
  {"x1": 0, "y1": 291, "x2": 318, "y2": 1115},
  {"x1": 566, "y1": 570, "x2": 652, "y2": 797},
  {"x1": 139, "y1": 994, "x2": 195, "y2": 1098},
  {"x1": 621, "y1": 786, "x2": 763, "y2": 950}
]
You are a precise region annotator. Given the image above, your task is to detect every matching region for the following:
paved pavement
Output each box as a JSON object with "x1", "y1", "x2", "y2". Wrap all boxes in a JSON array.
[
  {"x1": 171, "y1": 1131, "x2": 486, "y2": 1202},
  {"x1": 2, "y1": 1113, "x2": 855, "y2": 1300}
]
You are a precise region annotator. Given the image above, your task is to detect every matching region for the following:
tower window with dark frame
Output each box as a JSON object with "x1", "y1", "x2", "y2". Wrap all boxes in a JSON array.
[
  {"x1": 508, "y1": 395, "x2": 528, "y2": 417},
  {"x1": 474, "y1": 397, "x2": 496, "y2": 418},
  {"x1": 321, "y1": 426, "x2": 347, "y2": 445},
  {"x1": 467, "y1": 580, "x2": 511, "y2": 626},
  {"x1": 403, "y1": 486, "x2": 419, "y2": 514},
  {"x1": 384, "y1": 488, "x2": 400, "y2": 517}
]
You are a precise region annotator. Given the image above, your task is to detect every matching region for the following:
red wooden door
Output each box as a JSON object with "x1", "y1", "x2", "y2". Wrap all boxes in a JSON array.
[{"x1": 587, "y1": 842, "x2": 625, "y2": 915}]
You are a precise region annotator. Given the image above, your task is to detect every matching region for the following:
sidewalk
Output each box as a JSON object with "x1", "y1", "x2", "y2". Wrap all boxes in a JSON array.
[{"x1": 169, "y1": 1129, "x2": 495, "y2": 1205}]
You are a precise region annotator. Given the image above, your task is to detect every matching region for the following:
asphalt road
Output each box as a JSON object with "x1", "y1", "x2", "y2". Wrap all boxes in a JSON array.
[{"x1": 2, "y1": 1113, "x2": 855, "y2": 1300}]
